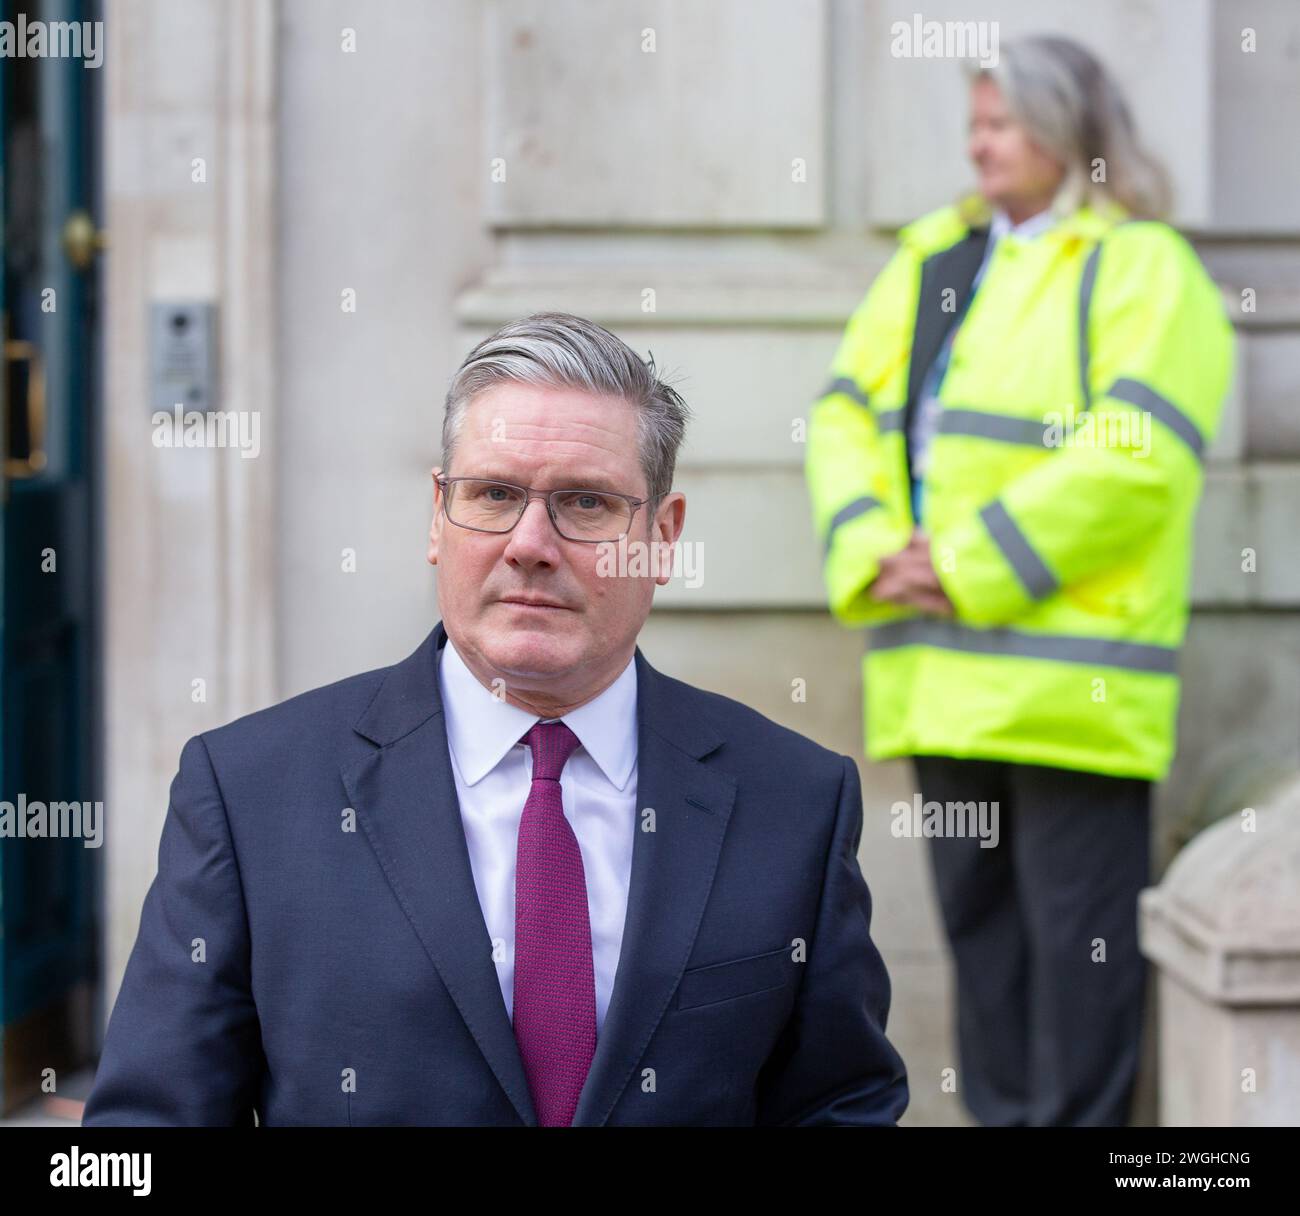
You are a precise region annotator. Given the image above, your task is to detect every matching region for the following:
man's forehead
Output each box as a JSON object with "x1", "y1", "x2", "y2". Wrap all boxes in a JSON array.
[
  {"x1": 452, "y1": 384, "x2": 644, "y2": 488},
  {"x1": 461, "y1": 382, "x2": 635, "y2": 430}
]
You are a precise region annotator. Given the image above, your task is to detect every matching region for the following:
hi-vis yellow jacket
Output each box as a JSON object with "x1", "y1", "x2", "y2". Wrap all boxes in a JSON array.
[{"x1": 806, "y1": 194, "x2": 1234, "y2": 781}]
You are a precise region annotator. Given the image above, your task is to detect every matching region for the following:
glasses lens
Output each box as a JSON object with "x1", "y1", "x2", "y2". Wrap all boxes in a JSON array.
[
  {"x1": 552, "y1": 490, "x2": 633, "y2": 541},
  {"x1": 447, "y1": 479, "x2": 526, "y2": 531}
]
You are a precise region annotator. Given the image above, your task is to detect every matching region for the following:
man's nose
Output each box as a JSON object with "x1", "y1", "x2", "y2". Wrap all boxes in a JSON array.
[{"x1": 504, "y1": 496, "x2": 561, "y2": 565}]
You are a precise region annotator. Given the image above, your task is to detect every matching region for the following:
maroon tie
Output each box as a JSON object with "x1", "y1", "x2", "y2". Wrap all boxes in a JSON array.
[{"x1": 512, "y1": 720, "x2": 597, "y2": 1126}]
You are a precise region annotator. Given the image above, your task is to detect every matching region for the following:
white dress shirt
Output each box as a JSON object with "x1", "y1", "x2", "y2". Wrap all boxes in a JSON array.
[{"x1": 438, "y1": 636, "x2": 638, "y2": 1036}]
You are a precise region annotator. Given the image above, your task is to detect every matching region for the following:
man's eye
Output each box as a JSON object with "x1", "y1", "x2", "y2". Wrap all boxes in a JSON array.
[
  {"x1": 558, "y1": 492, "x2": 613, "y2": 512},
  {"x1": 468, "y1": 483, "x2": 519, "y2": 502}
]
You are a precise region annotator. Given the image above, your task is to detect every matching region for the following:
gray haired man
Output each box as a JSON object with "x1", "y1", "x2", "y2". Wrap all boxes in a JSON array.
[{"x1": 84, "y1": 312, "x2": 908, "y2": 1127}]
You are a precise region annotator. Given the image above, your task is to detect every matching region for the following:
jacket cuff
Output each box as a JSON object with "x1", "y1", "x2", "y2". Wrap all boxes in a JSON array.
[
  {"x1": 931, "y1": 502, "x2": 1052, "y2": 625},
  {"x1": 823, "y1": 510, "x2": 912, "y2": 625}
]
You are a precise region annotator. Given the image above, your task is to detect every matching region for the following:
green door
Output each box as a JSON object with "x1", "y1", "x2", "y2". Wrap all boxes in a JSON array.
[{"x1": 0, "y1": 0, "x2": 102, "y2": 1114}]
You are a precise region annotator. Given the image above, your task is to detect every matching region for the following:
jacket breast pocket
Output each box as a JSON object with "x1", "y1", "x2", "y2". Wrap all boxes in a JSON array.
[{"x1": 675, "y1": 946, "x2": 794, "y2": 1011}]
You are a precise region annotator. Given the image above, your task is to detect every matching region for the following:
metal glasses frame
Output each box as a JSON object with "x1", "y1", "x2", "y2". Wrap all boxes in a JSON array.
[{"x1": 434, "y1": 474, "x2": 651, "y2": 543}]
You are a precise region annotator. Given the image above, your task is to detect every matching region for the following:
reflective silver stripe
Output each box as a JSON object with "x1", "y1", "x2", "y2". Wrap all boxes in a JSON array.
[
  {"x1": 1108, "y1": 377, "x2": 1205, "y2": 459},
  {"x1": 868, "y1": 618, "x2": 1179, "y2": 674},
  {"x1": 980, "y1": 501, "x2": 1058, "y2": 599},
  {"x1": 875, "y1": 408, "x2": 905, "y2": 433},
  {"x1": 937, "y1": 409, "x2": 1052, "y2": 446},
  {"x1": 824, "y1": 496, "x2": 882, "y2": 553},
  {"x1": 820, "y1": 377, "x2": 869, "y2": 407},
  {"x1": 1078, "y1": 242, "x2": 1102, "y2": 409}
]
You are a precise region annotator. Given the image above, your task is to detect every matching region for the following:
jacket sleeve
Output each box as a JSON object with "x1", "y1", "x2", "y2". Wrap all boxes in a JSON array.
[
  {"x1": 82, "y1": 735, "x2": 263, "y2": 1126},
  {"x1": 755, "y1": 755, "x2": 909, "y2": 1126},
  {"x1": 930, "y1": 223, "x2": 1235, "y2": 626},
  {"x1": 805, "y1": 247, "x2": 915, "y2": 626}
]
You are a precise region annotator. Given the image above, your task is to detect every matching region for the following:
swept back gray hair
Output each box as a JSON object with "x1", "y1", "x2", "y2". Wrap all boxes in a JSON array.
[
  {"x1": 441, "y1": 312, "x2": 691, "y2": 503},
  {"x1": 969, "y1": 35, "x2": 1172, "y2": 220}
]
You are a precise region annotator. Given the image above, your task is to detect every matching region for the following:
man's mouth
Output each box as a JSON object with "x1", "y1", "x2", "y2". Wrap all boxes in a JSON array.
[{"x1": 498, "y1": 596, "x2": 573, "y2": 612}]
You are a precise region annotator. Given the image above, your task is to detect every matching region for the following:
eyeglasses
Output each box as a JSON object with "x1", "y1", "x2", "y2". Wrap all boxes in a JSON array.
[{"x1": 435, "y1": 475, "x2": 651, "y2": 543}]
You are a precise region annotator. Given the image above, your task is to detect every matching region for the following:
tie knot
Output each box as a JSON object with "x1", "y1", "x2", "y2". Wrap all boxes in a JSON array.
[{"x1": 522, "y1": 720, "x2": 581, "y2": 782}]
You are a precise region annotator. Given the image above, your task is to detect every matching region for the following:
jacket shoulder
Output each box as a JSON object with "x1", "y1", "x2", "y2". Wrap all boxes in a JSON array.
[
  {"x1": 196, "y1": 660, "x2": 395, "y2": 759},
  {"x1": 1096, "y1": 220, "x2": 1227, "y2": 320},
  {"x1": 897, "y1": 196, "x2": 985, "y2": 257},
  {"x1": 1101, "y1": 219, "x2": 1206, "y2": 272},
  {"x1": 649, "y1": 667, "x2": 851, "y2": 786}
]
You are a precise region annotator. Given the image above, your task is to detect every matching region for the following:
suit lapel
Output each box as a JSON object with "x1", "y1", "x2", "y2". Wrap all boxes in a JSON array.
[
  {"x1": 340, "y1": 623, "x2": 738, "y2": 1128},
  {"x1": 570, "y1": 648, "x2": 737, "y2": 1126},
  {"x1": 340, "y1": 622, "x2": 539, "y2": 1126}
]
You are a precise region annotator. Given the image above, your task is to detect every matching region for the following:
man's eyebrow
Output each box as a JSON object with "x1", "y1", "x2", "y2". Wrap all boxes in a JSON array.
[{"x1": 461, "y1": 470, "x2": 635, "y2": 495}]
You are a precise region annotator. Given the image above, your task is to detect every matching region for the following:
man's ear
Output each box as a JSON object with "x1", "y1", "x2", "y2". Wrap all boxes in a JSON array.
[
  {"x1": 653, "y1": 491, "x2": 686, "y2": 546},
  {"x1": 428, "y1": 468, "x2": 444, "y2": 566},
  {"x1": 651, "y1": 492, "x2": 686, "y2": 587}
]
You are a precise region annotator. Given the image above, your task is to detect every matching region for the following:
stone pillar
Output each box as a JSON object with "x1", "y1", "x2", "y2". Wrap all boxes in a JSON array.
[
  {"x1": 102, "y1": 0, "x2": 276, "y2": 1022},
  {"x1": 1139, "y1": 774, "x2": 1300, "y2": 1125}
]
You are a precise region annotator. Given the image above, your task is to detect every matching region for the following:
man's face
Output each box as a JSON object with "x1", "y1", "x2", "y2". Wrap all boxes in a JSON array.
[{"x1": 428, "y1": 382, "x2": 685, "y2": 704}]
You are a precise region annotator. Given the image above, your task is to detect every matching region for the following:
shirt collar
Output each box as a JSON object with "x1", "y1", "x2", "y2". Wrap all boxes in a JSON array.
[
  {"x1": 439, "y1": 635, "x2": 638, "y2": 791},
  {"x1": 989, "y1": 205, "x2": 1056, "y2": 243}
]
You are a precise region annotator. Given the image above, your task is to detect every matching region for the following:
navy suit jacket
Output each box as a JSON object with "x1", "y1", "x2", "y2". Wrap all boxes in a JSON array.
[{"x1": 83, "y1": 622, "x2": 908, "y2": 1126}]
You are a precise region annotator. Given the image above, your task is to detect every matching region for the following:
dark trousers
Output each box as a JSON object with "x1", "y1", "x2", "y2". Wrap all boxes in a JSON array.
[{"x1": 914, "y1": 754, "x2": 1151, "y2": 1127}]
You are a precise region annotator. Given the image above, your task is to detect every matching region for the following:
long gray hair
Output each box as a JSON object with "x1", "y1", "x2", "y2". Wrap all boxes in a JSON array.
[
  {"x1": 441, "y1": 312, "x2": 690, "y2": 503},
  {"x1": 970, "y1": 35, "x2": 1172, "y2": 220}
]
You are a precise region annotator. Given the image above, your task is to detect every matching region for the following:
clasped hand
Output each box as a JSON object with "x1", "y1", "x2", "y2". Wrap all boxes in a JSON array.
[{"x1": 868, "y1": 530, "x2": 955, "y2": 616}]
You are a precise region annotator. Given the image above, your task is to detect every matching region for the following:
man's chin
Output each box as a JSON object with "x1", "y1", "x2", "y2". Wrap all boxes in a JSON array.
[{"x1": 477, "y1": 617, "x2": 582, "y2": 682}]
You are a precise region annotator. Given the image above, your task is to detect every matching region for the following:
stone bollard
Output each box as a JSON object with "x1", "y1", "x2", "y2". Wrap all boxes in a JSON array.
[{"x1": 1139, "y1": 772, "x2": 1300, "y2": 1126}]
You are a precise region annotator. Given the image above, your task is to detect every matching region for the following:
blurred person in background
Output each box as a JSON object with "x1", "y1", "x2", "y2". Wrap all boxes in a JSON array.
[{"x1": 805, "y1": 35, "x2": 1233, "y2": 1126}]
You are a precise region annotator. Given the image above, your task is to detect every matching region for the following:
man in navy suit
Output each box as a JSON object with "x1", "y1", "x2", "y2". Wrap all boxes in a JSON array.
[{"x1": 83, "y1": 312, "x2": 908, "y2": 1127}]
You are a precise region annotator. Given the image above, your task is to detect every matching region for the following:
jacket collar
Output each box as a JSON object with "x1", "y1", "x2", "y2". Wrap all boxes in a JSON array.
[
  {"x1": 342, "y1": 621, "x2": 735, "y2": 1125},
  {"x1": 903, "y1": 192, "x2": 1129, "y2": 258},
  {"x1": 353, "y1": 621, "x2": 725, "y2": 760},
  {"x1": 437, "y1": 633, "x2": 639, "y2": 791}
]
